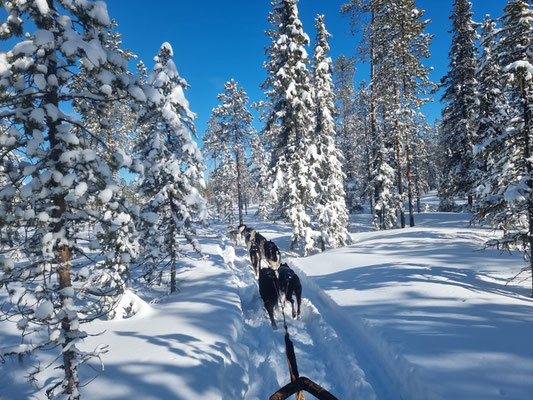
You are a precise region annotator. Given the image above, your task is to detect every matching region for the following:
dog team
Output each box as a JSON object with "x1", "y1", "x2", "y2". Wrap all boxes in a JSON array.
[{"x1": 228, "y1": 224, "x2": 302, "y2": 329}]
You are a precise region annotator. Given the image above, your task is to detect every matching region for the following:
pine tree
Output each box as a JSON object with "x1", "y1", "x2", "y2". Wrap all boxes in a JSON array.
[
  {"x1": 353, "y1": 81, "x2": 376, "y2": 210},
  {"x1": 342, "y1": 0, "x2": 382, "y2": 219},
  {"x1": 202, "y1": 114, "x2": 224, "y2": 170},
  {"x1": 134, "y1": 43, "x2": 207, "y2": 294},
  {"x1": 262, "y1": 0, "x2": 317, "y2": 254},
  {"x1": 212, "y1": 79, "x2": 255, "y2": 226},
  {"x1": 393, "y1": 0, "x2": 435, "y2": 226},
  {"x1": 472, "y1": 15, "x2": 508, "y2": 196},
  {"x1": 474, "y1": 0, "x2": 533, "y2": 297},
  {"x1": 312, "y1": 15, "x2": 350, "y2": 249},
  {"x1": 211, "y1": 150, "x2": 237, "y2": 223},
  {"x1": 343, "y1": 0, "x2": 434, "y2": 229},
  {"x1": 0, "y1": 1, "x2": 142, "y2": 397},
  {"x1": 333, "y1": 55, "x2": 356, "y2": 147},
  {"x1": 70, "y1": 19, "x2": 137, "y2": 165},
  {"x1": 372, "y1": 0, "x2": 434, "y2": 227},
  {"x1": 372, "y1": 139, "x2": 399, "y2": 230},
  {"x1": 249, "y1": 131, "x2": 271, "y2": 219},
  {"x1": 333, "y1": 54, "x2": 365, "y2": 212},
  {"x1": 411, "y1": 122, "x2": 439, "y2": 212},
  {"x1": 439, "y1": 0, "x2": 480, "y2": 210}
]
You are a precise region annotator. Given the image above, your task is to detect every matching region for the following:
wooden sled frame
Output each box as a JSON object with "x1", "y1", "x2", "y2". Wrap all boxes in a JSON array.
[
  {"x1": 269, "y1": 331, "x2": 339, "y2": 400},
  {"x1": 269, "y1": 376, "x2": 338, "y2": 400}
]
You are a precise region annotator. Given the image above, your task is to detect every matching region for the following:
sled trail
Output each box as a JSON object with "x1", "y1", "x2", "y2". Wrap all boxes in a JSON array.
[{"x1": 221, "y1": 240, "x2": 376, "y2": 400}]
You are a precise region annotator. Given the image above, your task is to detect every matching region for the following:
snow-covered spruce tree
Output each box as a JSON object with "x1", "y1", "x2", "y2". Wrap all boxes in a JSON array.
[
  {"x1": 0, "y1": 1, "x2": 141, "y2": 398},
  {"x1": 239, "y1": 147, "x2": 255, "y2": 215},
  {"x1": 439, "y1": 0, "x2": 480, "y2": 211},
  {"x1": 262, "y1": 0, "x2": 317, "y2": 254},
  {"x1": 372, "y1": 138, "x2": 399, "y2": 230},
  {"x1": 134, "y1": 42, "x2": 207, "y2": 294},
  {"x1": 211, "y1": 150, "x2": 237, "y2": 223},
  {"x1": 474, "y1": 0, "x2": 533, "y2": 297},
  {"x1": 366, "y1": 2, "x2": 406, "y2": 228},
  {"x1": 212, "y1": 79, "x2": 255, "y2": 226},
  {"x1": 312, "y1": 15, "x2": 350, "y2": 249},
  {"x1": 342, "y1": 0, "x2": 387, "y2": 224},
  {"x1": 471, "y1": 15, "x2": 508, "y2": 197}
]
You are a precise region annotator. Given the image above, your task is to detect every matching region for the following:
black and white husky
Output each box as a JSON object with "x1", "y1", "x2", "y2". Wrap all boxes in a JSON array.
[
  {"x1": 278, "y1": 263, "x2": 302, "y2": 319},
  {"x1": 263, "y1": 240, "x2": 281, "y2": 270},
  {"x1": 246, "y1": 230, "x2": 267, "y2": 252}
]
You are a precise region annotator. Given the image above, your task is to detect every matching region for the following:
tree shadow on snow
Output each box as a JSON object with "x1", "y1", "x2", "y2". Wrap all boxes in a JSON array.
[{"x1": 310, "y1": 262, "x2": 533, "y2": 399}]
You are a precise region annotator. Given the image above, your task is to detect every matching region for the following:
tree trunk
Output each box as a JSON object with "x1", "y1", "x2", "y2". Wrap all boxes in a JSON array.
[
  {"x1": 47, "y1": 52, "x2": 79, "y2": 398},
  {"x1": 235, "y1": 151, "x2": 243, "y2": 226},
  {"x1": 394, "y1": 83, "x2": 405, "y2": 229},
  {"x1": 366, "y1": 139, "x2": 373, "y2": 213},
  {"x1": 170, "y1": 221, "x2": 177, "y2": 294},
  {"x1": 370, "y1": 9, "x2": 378, "y2": 218},
  {"x1": 405, "y1": 132, "x2": 415, "y2": 227},
  {"x1": 394, "y1": 123, "x2": 405, "y2": 228},
  {"x1": 169, "y1": 198, "x2": 178, "y2": 293},
  {"x1": 57, "y1": 246, "x2": 78, "y2": 399},
  {"x1": 521, "y1": 81, "x2": 533, "y2": 298}
]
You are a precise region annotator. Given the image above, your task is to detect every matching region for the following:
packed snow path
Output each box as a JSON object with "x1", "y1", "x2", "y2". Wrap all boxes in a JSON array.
[{"x1": 219, "y1": 236, "x2": 376, "y2": 400}]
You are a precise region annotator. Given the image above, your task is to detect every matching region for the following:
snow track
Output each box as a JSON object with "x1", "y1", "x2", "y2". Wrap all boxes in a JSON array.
[{"x1": 221, "y1": 239, "x2": 376, "y2": 400}]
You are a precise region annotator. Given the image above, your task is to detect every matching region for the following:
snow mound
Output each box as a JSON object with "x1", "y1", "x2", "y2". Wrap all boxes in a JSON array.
[
  {"x1": 111, "y1": 289, "x2": 152, "y2": 320},
  {"x1": 217, "y1": 244, "x2": 236, "y2": 267}
]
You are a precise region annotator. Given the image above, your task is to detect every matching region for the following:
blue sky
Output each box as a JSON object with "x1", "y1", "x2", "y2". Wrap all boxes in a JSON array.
[
  {"x1": 106, "y1": 0, "x2": 504, "y2": 143},
  {"x1": 1, "y1": 1, "x2": 507, "y2": 143}
]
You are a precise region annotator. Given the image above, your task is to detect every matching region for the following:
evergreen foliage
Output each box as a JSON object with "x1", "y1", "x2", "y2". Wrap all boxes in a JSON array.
[
  {"x1": 333, "y1": 55, "x2": 364, "y2": 213},
  {"x1": 0, "y1": 1, "x2": 142, "y2": 397},
  {"x1": 134, "y1": 42, "x2": 207, "y2": 294},
  {"x1": 473, "y1": 0, "x2": 533, "y2": 296},
  {"x1": 249, "y1": 131, "x2": 271, "y2": 220},
  {"x1": 312, "y1": 15, "x2": 350, "y2": 249},
  {"x1": 439, "y1": 0, "x2": 480, "y2": 210},
  {"x1": 262, "y1": 0, "x2": 317, "y2": 254},
  {"x1": 211, "y1": 79, "x2": 255, "y2": 226}
]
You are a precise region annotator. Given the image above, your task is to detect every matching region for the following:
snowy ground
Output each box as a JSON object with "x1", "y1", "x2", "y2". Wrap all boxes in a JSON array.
[{"x1": 1, "y1": 194, "x2": 533, "y2": 400}]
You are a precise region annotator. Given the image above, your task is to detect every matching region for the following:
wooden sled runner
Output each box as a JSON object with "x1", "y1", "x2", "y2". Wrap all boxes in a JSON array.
[{"x1": 269, "y1": 332, "x2": 338, "y2": 400}]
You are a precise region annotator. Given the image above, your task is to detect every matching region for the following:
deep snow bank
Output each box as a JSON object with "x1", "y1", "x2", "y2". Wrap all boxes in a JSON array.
[{"x1": 293, "y1": 211, "x2": 533, "y2": 400}]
